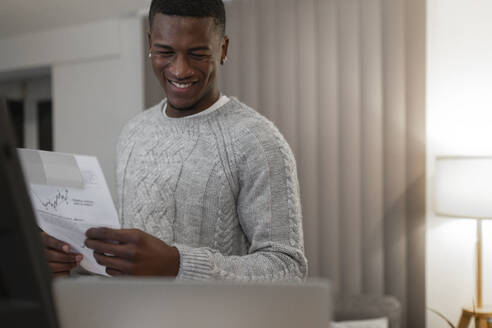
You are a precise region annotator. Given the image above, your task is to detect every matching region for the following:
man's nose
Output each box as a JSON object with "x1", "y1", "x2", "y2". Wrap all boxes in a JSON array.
[{"x1": 169, "y1": 54, "x2": 193, "y2": 79}]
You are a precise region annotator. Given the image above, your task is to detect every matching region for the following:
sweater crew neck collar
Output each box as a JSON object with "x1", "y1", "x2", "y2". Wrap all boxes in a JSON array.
[{"x1": 162, "y1": 95, "x2": 230, "y2": 120}]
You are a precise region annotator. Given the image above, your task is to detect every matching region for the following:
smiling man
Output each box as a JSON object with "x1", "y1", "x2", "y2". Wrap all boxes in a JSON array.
[
  {"x1": 43, "y1": 0, "x2": 307, "y2": 281},
  {"x1": 149, "y1": 6, "x2": 227, "y2": 118}
]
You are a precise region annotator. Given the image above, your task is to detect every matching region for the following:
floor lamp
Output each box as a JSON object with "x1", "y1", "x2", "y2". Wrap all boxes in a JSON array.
[{"x1": 434, "y1": 156, "x2": 492, "y2": 328}]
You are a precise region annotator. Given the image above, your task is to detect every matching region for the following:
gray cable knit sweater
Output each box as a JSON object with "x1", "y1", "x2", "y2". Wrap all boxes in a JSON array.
[{"x1": 116, "y1": 97, "x2": 307, "y2": 281}]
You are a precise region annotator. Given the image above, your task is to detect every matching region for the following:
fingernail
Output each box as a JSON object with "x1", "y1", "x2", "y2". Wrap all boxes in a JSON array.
[
  {"x1": 75, "y1": 255, "x2": 83, "y2": 262},
  {"x1": 62, "y1": 245, "x2": 70, "y2": 253}
]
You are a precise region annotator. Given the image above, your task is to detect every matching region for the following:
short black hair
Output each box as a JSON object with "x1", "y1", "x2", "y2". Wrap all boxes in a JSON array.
[{"x1": 149, "y1": 0, "x2": 226, "y2": 36}]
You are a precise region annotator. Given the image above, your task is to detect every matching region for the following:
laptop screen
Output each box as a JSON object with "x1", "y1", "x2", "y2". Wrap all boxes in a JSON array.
[{"x1": 0, "y1": 98, "x2": 58, "y2": 328}]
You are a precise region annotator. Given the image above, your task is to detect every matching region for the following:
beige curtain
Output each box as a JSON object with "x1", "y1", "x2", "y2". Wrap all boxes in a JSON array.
[
  {"x1": 218, "y1": 0, "x2": 426, "y2": 327},
  {"x1": 143, "y1": 0, "x2": 426, "y2": 326}
]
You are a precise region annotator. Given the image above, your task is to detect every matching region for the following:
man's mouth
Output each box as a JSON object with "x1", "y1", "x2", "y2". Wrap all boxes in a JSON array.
[{"x1": 168, "y1": 80, "x2": 196, "y2": 89}]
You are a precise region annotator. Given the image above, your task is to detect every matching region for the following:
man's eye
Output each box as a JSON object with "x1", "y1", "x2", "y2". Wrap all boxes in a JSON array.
[
  {"x1": 190, "y1": 53, "x2": 208, "y2": 59},
  {"x1": 156, "y1": 51, "x2": 174, "y2": 57}
]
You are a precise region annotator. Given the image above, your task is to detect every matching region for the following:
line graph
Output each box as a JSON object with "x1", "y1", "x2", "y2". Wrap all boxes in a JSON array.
[{"x1": 31, "y1": 188, "x2": 70, "y2": 211}]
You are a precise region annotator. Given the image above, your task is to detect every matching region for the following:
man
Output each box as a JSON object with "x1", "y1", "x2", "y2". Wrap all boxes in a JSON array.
[{"x1": 42, "y1": 0, "x2": 307, "y2": 281}]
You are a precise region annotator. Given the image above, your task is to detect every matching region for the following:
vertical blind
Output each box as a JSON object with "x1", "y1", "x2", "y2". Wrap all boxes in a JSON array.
[{"x1": 219, "y1": 0, "x2": 426, "y2": 327}]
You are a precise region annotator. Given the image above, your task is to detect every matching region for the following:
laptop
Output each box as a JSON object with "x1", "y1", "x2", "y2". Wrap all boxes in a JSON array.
[
  {"x1": 0, "y1": 98, "x2": 59, "y2": 327},
  {"x1": 54, "y1": 277, "x2": 332, "y2": 328}
]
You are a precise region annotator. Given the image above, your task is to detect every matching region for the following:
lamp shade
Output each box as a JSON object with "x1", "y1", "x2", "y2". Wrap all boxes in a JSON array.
[{"x1": 434, "y1": 156, "x2": 492, "y2": 219}]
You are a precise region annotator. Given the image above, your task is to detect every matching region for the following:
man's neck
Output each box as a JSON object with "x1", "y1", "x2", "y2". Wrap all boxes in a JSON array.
[{"x1": 166, "y1": 91, "x2": 221, "y2": 118}]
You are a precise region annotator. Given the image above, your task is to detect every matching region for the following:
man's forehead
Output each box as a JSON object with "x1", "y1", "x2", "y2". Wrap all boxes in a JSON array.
[{"x1": 151, "y1": 13, "x2": 216, "y2": 35}]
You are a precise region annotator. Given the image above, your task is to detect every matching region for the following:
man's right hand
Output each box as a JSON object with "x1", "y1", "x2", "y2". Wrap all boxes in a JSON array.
[{"x1": 41, "y1": 232, "x2": 83, "y2": 278}]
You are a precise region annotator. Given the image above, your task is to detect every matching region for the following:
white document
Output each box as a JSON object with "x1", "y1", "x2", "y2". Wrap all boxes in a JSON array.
[{"x1": 19, "y1": 150, "x2": 120, "y2": 276}]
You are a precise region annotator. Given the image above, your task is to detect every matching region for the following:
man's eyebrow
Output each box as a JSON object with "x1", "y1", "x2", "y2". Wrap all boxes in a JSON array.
[
  {"x1": 152, "y1": 44, "x2": 211, "y2": 52},
  {"x1": 153, "y1": 44, "x2": 173, "y2": 50},
  {"x1": 188, "y1": 46, "x2": 211, "y2": 52}
]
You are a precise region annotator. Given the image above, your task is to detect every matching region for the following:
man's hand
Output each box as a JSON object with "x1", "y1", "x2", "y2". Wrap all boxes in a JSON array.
[
  {"x1": 84, "y1": 228, "x2": 180, "y2": 277},
  {"x1": 41, "y1": 232, "x2": 83, "y2": 278}
]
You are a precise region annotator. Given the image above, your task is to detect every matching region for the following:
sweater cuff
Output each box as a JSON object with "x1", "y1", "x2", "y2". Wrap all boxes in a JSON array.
[{"x1": 173, "y1": 244, "x2": 214, "y2": 280}]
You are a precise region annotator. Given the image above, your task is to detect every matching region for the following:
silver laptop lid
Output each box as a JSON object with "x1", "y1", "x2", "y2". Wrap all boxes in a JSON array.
[{"x1": 54, "y1": 277, "x2": 331, "y2": 328}]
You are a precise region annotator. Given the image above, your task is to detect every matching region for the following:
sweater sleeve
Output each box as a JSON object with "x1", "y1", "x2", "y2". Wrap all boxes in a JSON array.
[{"x1": 172, "y1": 122, "x2": 308, "y2": 282}]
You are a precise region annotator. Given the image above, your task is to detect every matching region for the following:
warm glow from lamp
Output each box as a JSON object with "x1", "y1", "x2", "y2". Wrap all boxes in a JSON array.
[
  {"x1": 434, "y1": 157, "x2": 492, "y2": 219},
  {"x1": 433, "y1": 156, "x2": 492, "y2": 321}
]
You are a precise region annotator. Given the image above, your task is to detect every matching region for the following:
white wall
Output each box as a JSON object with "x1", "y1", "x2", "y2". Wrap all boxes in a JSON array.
[
  {"x1": 0, "y1": 16, "x2": 145, "y2": 199},
  {"x1": 427, "y1": 0, "x2": 492, "y2": 326},
  {"x1": 53, "y1": 18, "x2": 145, "y2": 198}
]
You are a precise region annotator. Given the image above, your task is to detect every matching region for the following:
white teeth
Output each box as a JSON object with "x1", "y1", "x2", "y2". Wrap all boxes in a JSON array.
[{"x1": 170, "y1": 81, "x2": 193, "y2": 89}]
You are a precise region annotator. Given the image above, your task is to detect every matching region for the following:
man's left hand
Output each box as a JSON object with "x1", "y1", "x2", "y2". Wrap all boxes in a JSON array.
[{"x1": 85, "y1": 228, "x2": 180, "y2": 277}]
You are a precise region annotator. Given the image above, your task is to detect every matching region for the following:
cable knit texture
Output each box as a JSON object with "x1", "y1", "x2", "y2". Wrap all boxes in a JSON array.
[{"x1": 116, "y1": 97, "x2": 307, "y2": 281}]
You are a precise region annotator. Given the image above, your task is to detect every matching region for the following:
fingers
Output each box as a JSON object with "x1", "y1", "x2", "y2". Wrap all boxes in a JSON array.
[
  {"x1": 106, "y1": 268, "x2": 124, "y2": 276},
  {"x1": 44, "y1": 248, "x2": 82, "y2": 277},
  {"x1": 49, "y1": 261, "x2": 78, "y2": 273},
  {"x1": 93, "y1": 252, "x2": 131, "y2": 274},
  {"x1": 84, "y1": 238, "x2": 134, "y2": 260},
  {"x1": 40, "y1": 232, "x2": 83, "y2": 277},
  {"x1": 41, "y1": 232, "x2": 71, "y2": 253},
  {"x1": 53, "y1": 272, "x2": 71, "y2": 279},
  {"x1": 86, "y1": 227, "x2": 139, "y2": 244},
  {"x1": 44, "y1": 249, "x2": 83, "y2": 263}
]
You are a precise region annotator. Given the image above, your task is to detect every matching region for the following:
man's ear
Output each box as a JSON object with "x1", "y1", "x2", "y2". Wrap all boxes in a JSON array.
[
  {"x1": 221, "y1": 36, "x2": 230, "y2": 64},
  {"x1": 147, "y1": 31, "x2": 152, "y2": 54}
]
